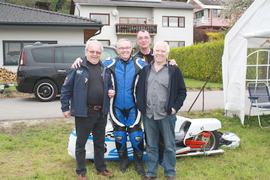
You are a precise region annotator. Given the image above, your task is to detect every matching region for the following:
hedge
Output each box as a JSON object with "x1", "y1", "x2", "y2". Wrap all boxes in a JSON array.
[{"x1": 169, "y1": 39, "x2": 224, "y2": 83}]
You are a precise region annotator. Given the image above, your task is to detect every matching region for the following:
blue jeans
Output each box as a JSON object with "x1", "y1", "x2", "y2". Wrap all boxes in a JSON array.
[
  {"x1": 143, "y1": 114, "x2": 176, "y2": 177},
  {"x1": 75, "y1": 109, "x2": 107, "y2": 174}
]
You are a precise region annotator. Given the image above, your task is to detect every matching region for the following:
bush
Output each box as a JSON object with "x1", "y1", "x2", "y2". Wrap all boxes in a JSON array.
[{"x1": 169, "y1": 40, "x2": 224, "y2": 83}]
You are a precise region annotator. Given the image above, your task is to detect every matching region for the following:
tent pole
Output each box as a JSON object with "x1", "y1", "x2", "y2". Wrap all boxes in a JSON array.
[{"x1": 187, "y1": 58, "x2": 222, "y2": 112}]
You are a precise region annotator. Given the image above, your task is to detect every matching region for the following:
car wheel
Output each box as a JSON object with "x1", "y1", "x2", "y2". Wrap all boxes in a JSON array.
[{"x1": 34, "y1": 79, "x2": 57, "y2": 102}]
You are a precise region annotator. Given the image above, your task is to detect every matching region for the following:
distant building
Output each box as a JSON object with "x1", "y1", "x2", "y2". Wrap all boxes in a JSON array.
[
  {"x1": 0, "y1": 2, "x2": 102, "y2": 71},
  {"x1": 187, "y1": 0, "x2": 230, "y2": 31},
  {"x1": 71, "y1": 0, "x2": 196, "y2": 48}
]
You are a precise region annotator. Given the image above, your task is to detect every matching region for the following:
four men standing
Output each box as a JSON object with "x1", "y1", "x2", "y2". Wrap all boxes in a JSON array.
[{"x1": 62, "y1": 32, "x2": 186, "y2": 180}]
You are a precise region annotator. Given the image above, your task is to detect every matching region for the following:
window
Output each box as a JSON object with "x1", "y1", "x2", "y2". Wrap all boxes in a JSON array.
[
  {"x1": 163, "y1": 16, "x2": 185, "y2": 28},
  {"x1": 119, "y1": 17, "x2": 147, "y2": 24},
  {"x1": 32, "y1": 48, "x2": 54, "y2": 63},
  {"x1": 100, "y1": 47, "x2": 117, "y2": 61},
  {"x1": 246, "y1": 49, "x2": 270, "y2": 82},
  {"x1": 212, "y1": 9, "x2": 221, "y2": 18},
  {"x1": 62, "y1": 47, "x2": 85, "y2": 63},
  {"x1": 90, "y1": 13, "x2": 110, "y2": 25},
  {"x1": 195, "y1": 10, "x2": 204, "y2": 19},
  {"x1": 3, "y1": 41, "x2": 56, "y2": 65},
  {"x1": 166, "y1": 41, "x2": 185, "y2": 48}
]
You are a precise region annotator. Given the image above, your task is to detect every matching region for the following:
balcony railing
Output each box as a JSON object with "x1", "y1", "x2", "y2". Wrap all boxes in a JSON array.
[
  {"x1": 194, "y1": 17, "x2": 210, "y2": 26},
  {"x1": 116, "y1": 24, "x2": 157, "y2": 35}
]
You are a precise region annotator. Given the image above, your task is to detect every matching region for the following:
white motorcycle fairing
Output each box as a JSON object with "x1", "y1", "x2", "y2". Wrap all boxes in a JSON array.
[{"x1": 67, "y1": 115, "x2": 224, "y2": 160}]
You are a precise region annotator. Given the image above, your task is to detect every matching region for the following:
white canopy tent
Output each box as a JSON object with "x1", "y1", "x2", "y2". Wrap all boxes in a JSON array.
[{"x1": 222, "y1": 0, "x2": 270, "y2": 125}]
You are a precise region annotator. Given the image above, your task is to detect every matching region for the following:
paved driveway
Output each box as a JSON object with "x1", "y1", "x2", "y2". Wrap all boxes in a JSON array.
[{"x1": 0, "y1": 91, "x2": 224, "y2": 121}]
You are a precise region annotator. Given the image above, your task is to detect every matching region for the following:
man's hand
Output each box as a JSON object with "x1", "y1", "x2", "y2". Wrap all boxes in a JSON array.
[
  {"x1": 63, "y1": 110, "x2": 71, "y2": 118},
  {"x1": 169, "y1": 59, "x2": 177, "y2": 66},
  {"x1": 108, "y1": 89, "x2": 115, "y2": 98},
  {"x1": 71, "y1": 58, "x2": 83, "y2": 68},
  {"x1": 171, "y1": 108, "x2": 176, "y2": 114}
]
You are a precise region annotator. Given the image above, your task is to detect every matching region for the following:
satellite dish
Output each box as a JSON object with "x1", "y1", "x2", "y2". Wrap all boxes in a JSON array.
[{"x1": 112, "y1": 9, "x2": 119, "y2": 16}]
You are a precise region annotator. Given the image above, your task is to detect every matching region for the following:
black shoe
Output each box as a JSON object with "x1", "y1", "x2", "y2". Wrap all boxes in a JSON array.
[
  {"x1": 133, "y1": 150, "x2": 145, "y2": 175},
  {"x1": 119, "y1": 165, "x2": 127, "y2": 173},
  {"x1": 135, "y1": 164, "x2": 145, "y2": 176},
  {"x1": 118, "y1": 148, "x2": 129, "y2": 173},
  {"x1": 141, "y1": 176, "x2": 157, "y2": 180},
  {"x1": 166, "y1": 176, "x2": 175, "y2": 180},
  {"x1": 119, "y1": 160, "x2": 129, "y2": 173}
]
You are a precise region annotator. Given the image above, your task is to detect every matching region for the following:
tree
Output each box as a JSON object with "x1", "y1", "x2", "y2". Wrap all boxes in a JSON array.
[
  {"x1": 220, "y1": 0, "x2": 254, "y2": 29},
  {"x1": 55, "y1": 0, "x2": 65, "y2": 11},
  {"x1": 5, "y1": 0, "x2": 71, "y2": 14}
]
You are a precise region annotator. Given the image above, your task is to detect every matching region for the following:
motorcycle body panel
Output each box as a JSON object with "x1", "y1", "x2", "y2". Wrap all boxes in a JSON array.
[
  {"x1": 67, "y1": 115, "x2": 224, "y2": 160},
  {"x1": 176, "y1": 116, "x2": 222, "y2": 140}
]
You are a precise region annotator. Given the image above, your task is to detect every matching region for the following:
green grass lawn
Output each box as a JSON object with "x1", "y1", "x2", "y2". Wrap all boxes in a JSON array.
[
  {"x1": 184, "y1": 78, "x2": 223, "y2": 90},
  {"x1": 1, "y1": 110, "x2": 270, "y2": 180}
]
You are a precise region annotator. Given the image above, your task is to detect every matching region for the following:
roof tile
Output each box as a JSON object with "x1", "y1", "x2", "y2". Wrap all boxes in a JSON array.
[{"x1": 0, "y1": 2, "x2": 101, "y2": 25}]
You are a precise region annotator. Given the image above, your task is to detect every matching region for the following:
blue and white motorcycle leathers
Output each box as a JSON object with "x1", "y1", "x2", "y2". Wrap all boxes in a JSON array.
[{"x1": 104, "y1": 56, "x2": 147, "y2": 174}]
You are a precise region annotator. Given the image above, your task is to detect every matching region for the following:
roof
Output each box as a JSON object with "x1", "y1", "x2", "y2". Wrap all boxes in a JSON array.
[
  {"x1": 73, "y1": 0, "x2": 196, "y2": 9},
  {"x1": 0, "y1": 2, "x2": 103, "y2": 29},
  {"x1": 187, "y1": 0, "x2": 221, "y2": 8},
  {"x1": 198, "y1": 0, "x2": 221, "y2": 6}
]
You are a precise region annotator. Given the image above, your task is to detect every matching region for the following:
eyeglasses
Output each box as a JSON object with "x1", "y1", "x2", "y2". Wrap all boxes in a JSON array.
[
  {"x1": 117, "y1": 46, "x2": 132, "y2": 50},
  {"x1": 87, "y1": 50, "x2": 101, "y2": 55},
  {"x1": 137, "y1": 36, "x2": 150, "y2": 40}
]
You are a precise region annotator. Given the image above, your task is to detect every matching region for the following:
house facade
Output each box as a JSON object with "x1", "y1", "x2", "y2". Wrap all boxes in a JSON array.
[
  {"x1": 72, "y1": 0, "x2": 196, "y2": 48},
  {"x1": 0, "y1": 2, "x2": 103, "y2": 72},
  {"x1": 187, "y1": 0, "x2": 229, "y2": 30}
]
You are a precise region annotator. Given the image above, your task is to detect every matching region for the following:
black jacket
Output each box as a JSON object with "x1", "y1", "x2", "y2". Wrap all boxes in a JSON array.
[
  {"x1": 61, "y1": 58, "x2": 113, "y2": 116},
  {"x1": 136, "y1": 63, "x2": 187, "y2": 115}
]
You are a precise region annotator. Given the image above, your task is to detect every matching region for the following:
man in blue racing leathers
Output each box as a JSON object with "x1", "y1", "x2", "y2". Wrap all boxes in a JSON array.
[{"x1": 103, "y1": 38, "x2": 147, "y2": 175}]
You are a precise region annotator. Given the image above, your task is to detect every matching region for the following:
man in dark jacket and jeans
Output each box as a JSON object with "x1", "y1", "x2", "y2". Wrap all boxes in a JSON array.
[
  {"x1": 136, "y1": 41, "x2": 187, "y2": 180},
  {"x1": 60, "y1": 40, "x2": 115, "y2": 180}
]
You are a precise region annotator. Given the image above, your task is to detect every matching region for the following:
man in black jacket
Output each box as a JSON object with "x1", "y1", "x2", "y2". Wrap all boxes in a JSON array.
[
  {"x1": 61, "y1": 40, "x2": 115, "y2": 180},
  {"x1": 136, "y1": 41, "x2": 186, "y2": 180}
]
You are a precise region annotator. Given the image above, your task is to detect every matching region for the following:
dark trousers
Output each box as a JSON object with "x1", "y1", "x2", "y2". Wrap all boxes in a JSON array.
[{"x1": 75, "y1": 109, "x2": 107, "y2": 174}]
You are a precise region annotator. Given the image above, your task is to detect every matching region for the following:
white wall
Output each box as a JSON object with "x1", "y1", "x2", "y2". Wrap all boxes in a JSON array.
[
  {"x1": 78, "y1": 6, "x2": 154, "y2": 46},
  {"x1": 78, "y1": 5, "x2": 119, "y2": 46},
  {"x1": 0, "y1": 28, "x2": 84, "y2": 72},
  {"x1": 152, "y1": 8, "x2": 194, "y2": 46},
  {"x1": 75, "y1": 4, "x2": 194, "y2": 48}
]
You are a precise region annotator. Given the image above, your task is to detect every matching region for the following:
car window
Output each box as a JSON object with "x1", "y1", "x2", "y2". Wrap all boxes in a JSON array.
[
  {"x1": 32, "y1": 48, "x2": 54, "y2": 63},
  {"x1": 62, "y1": 47, "x2": 85, "y2": 63},
  {"x1": 31, "y1": 46, "x2": 117, "y2": 64},
  {"x1": 101, "y1": 48, "x2": 117, "y2": 61}
]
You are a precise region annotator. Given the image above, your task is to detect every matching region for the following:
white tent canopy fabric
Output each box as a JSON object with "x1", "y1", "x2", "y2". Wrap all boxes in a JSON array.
[{"x1": 222, "y1": 0, "x2": 270, "y2": 125}]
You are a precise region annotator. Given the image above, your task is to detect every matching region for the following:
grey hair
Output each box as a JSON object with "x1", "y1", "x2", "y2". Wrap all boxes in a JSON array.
[
  {"x1": 116, "y1": 38, "x2": 132, "y2": 48},
  {"x1": 85, "y1": 39, "x2": 103, "y2": 52},
  {"x1": 153, "y1": 40, "x2": 170, "y2": 53},
  {"x1": 136, "y1": 29, "x2": 150, "y2": 37}
]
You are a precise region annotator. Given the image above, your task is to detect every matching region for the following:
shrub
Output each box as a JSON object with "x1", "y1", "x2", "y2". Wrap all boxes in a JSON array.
[{"x1": 169, "y1": 40, "x2": 224, "y2": 83}]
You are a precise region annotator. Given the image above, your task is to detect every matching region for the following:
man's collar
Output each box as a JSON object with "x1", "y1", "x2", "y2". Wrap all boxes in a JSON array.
[
  {"x1": 139, "y1": 48, "x2": 153, "y2": 56},
  {"x1": 150, "y1": 60, "x2": 169, "y2": 66}
]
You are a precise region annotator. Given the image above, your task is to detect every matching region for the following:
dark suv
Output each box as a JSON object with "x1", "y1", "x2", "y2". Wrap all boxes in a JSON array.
[{"x1": 16, "y1": 42, "x2": 117, "y2": 102}]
